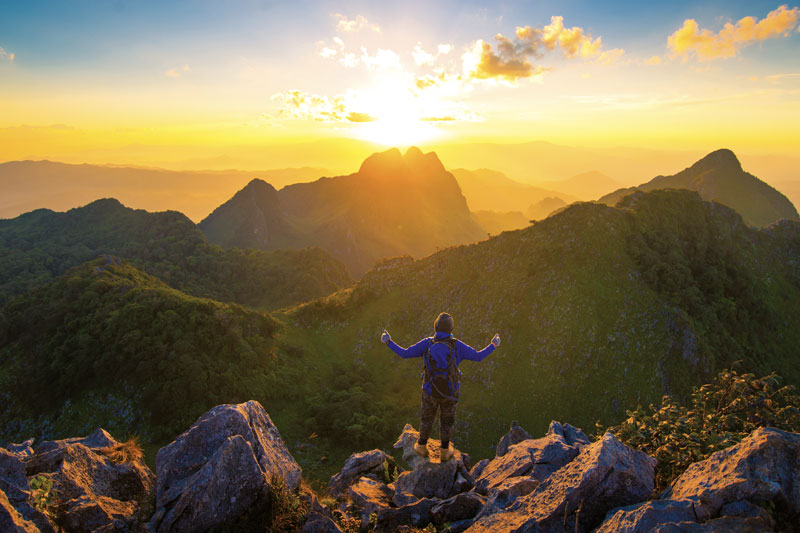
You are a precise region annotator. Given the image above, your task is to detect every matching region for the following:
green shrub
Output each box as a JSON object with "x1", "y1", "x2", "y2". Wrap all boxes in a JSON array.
[{"x1": 601, "y1": 366, "x2": 800, "y2": 493}]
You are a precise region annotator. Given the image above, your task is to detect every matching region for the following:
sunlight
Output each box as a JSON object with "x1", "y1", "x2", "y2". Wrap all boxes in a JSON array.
[{"x1": 353, "y1": 116, "x2": 441, "y2": 146}]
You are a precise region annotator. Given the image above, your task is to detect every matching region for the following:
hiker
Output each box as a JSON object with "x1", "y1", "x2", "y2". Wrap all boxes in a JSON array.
[{"x1": 380, "y1": 313, "x2": 500, "y2": 462}]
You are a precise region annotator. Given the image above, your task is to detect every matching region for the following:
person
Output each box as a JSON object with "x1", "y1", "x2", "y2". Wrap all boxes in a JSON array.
[{"x1": 380, "y1": 312, "x2": 500, "y2": 462}]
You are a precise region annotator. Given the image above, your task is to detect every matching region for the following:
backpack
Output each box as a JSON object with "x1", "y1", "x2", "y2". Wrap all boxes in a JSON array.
[{"x1": 421, "y1": 337, "x2": 461, "y2": 400}]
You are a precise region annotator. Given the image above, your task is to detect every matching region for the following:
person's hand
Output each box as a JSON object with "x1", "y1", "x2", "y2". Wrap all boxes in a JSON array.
[
  {"x1": 491, "y1": 334, "x2": 501, "y2": 347},
  {"x1": 381, "y1": 330, "x2": 391, "y2": 345}
]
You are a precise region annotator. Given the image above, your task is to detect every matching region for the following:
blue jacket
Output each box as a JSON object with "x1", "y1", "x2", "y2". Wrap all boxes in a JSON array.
[{"x1": 387, "y1": 331, "x2": 495, "y2": 397}]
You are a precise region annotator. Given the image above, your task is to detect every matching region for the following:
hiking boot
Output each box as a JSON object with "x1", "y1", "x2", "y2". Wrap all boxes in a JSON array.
[
  {"x1": 414, "y1": 442, "x2": 429, "y2": 457},
  {"x1": 440, "y1": 444, "x2": 454, "y2": 462}
]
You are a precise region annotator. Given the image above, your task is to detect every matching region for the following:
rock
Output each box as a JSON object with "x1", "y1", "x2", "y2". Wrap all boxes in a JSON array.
[
  {"x1": 474, "y1": 428, "x2": 580, "y2": 494},
  {"x1": 596, "y1": 499, "x2": 698, "y2": 532},
  {"x1": 469, "y1": 459, "x2": 489, "y2": 480},
  {"x1": 393, "y1": 424, "x2": 469, "y2": 500},
  {"x1": 302, "y1": 511, "x2": 343, "y2": 533},
  {"x1": 467, "y1": 432, "x2": 656, "y2": 532},
  {"x1": 329, "y1": 449, "x2": 395, "y2": 498},
  {"x1": 346, "y1": 477, "x2": 393, "y2": 529},
  {"x1": 546, "y1": 420, "x2": 590, "y2": 448},
  {"x1": 23, "y1": 428, "x2": 154, "y2": 533},
  {"x1": 431, "y1": 492, "x2": 486, "y2": 526},
  {"x1": 150, "y1": 400, "x2": 301, "y2": 532},
  {"x1": 719, "y1": 500, "x2": 773, "y2": 523},
  {"x1": 495, "y1": 421, "x2": 532, "y2": 457},
  {"x1": 1, "y1": 447, "x2": 54, "y2": 533},
  {"x1": 662, "y1": 427, "x2": 800, "y2": 521},
  {"x1": 375, "y1": 497, "x2": 437, "y2": 532},
  {"x1": 473, "y1": 477, "x2": 539, "y2": 520},
  {"x1": 392, "y1": 489, "x2": 420, "y2": 507},
  {"x1": 653, "y1": 515, "x2": 775, "y2": 532}
]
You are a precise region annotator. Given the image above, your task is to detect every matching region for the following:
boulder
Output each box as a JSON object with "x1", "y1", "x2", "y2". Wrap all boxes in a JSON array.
[
  {"x1": 662, "y1": 427, "x2": 800, "y2": 521},
  {"x1": 652, "y1": 515, "x2": 775, "y2": 532},
  {"x1": 431, "y1": 492, "x2": 486, "y2": 526},
  {"x1": 150, "y1": 400, "x2": 301, "y2": 532},
  {"x1": 596, "y1": 499, "x2": 698, "y2": 532},
  {"x1": 23, "y1": 428, "x2": 154, "y2": 533},
  {"x1": 473, "y1": 477, "x2": 539, "y2": 520},
  {"x1": 393, "y1": 424, "x2": 470, "y2": 500},
  {"x1": 346, "y1": 477, "x2": 393, "y2": 530},
  {"x1": 329, "y1": 449, "x2": 395, "y2": 498},
  {"x1": 0, "y1": 447, "x2": 54, "y2": 533},
  {"x1": 375, "y1": 497, "x2": 437, "y2": 532},
  {"x1": 495, "y1": 421, "x2": 532, "y2": 457},
  {"x1": 546, "y1": 420, "x2": 590, "y2": 448},
  {"x1": 474, "y1": 424, "x2": 581, "y2": 494},
  {"x1": 467, "y1": 432, "x2": 656, "y2": 532},
  {"x1": 469, "y1": 459, "x2": 489, "y2": 480}
]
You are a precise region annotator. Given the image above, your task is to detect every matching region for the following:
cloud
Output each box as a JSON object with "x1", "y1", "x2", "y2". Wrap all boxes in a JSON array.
[
  {"x1": 668, "y1": 5, "x2": 800, "y2": 61},
  {"x1": 0, "y1": 47, "x2": 13, "y2": 61},
  {"x1": 346, "y1": 112, "x2": 377, "y2": 122},
  {"x1": 413, "y1": 42, "x2": 454, "y2": 66},
  {"x1": 335, "y1": 46, "x2": 402, "y2": 70},
  {"x1": 334, "y1": 14, "x2": 381, "y2": 33},
  {"x1": 644, "y1": 55, "x2": 663, "y2": 66},
  {"x1": 273, "y1": 90, "x2": 348, "y2": 121},
  {"x1": 164, "y1": 64, "x2": 190, "y2": 78},
  {"x1": 462, "y1": 15, "x2": 620, "y2": 81}
]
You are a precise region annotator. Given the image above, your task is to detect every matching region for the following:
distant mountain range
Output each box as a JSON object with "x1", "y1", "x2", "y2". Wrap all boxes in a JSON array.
[
  {"x1": 0, "y1": 199, "x2": 350, "y2": 309},
  {"x1": 599, "y1": 149, "x2": 799, "y2": 227},
  {"x1": 0, "y1": 159, "x2": 328, "y2": 222},
  {"x1": 200, "y1": 147, "x2": 487, "y2": 276},
  {"x1": 450, "y1": 168, "x2": 575, "y2": 213},
  {"x1": 540, "y1": 170, "x2": 620, "y2": 201}
]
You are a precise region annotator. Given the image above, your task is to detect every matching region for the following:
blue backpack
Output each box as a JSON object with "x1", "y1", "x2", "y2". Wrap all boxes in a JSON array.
[{"x1": 421, "y1": 337, "x2": 461, "y2": 400}]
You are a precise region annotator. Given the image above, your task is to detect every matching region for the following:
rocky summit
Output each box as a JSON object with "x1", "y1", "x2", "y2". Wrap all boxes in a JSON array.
[{"x1": 2, "y1": 401, "x2": 800, "y2": 532}]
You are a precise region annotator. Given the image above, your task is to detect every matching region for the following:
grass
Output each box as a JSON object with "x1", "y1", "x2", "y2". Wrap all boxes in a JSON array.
[{"x1": 98, "y1": 436, "x2": 144, "y2": 464}]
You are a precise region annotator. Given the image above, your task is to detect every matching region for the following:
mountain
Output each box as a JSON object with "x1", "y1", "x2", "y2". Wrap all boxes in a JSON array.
[
  {"x1": 0, "y1": 159, "x2": 328, "y2": 222},
  {"x1": 472, "y1": 210, "x2": 529, "y2": 235},
  {"x1": 540, "y1": 170, "x2": 620, "y2": 201},
  {"x1": 599, "y1": 149, "x2": 800, "y2": 227},
  {"x1": 0, "y1": 258, "x2": 285, "y2": 443},
  {"x1": 200, "y1": 147, "x2": 487, "y2": 276},
  {"x1": 0, "y1": 198, "x2": 351, "y2": 309},
  {"x1": 527, "y1": 196, "x2": 568, "y2": 220},
  {"x1": 451, "y1": 167, "x2": 574, "y2": 213},
  {"x1": 275, "y1": 189, "x2": 800, "y2": 467}
]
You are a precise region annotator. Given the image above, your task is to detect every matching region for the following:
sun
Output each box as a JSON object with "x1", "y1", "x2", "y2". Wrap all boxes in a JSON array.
[{"x1": 348, "y1": 79, "x2": 446, "y2": 146}]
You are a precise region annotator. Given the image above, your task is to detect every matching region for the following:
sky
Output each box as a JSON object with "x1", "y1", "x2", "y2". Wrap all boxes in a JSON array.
[{"x1": 1, "y1": 0, "x2": 799, "y2": 168}]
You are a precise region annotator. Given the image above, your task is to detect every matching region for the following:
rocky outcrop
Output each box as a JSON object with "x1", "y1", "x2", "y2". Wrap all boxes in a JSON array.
[
  {"x1": 474, "y1": 421, "x2": 584, "y2": 495},
  {"x1": 1, "y1": 429, "x2": 154, "y2": 533},
  {"x1": 662, "y1": 427, "x2": 800, "y2": 520},
  {"x1": 495, "y1": 421, "x2": 532, "y2": 457},
  {"x1": 328, "y1": 449, "x2": 395, "y2": 498},
  {"x1": 149, "y1": 400, "x2": 301, "y2": 532},
  {"x1": 467, "y1": 432, "x2": 656, "y2": 532}
]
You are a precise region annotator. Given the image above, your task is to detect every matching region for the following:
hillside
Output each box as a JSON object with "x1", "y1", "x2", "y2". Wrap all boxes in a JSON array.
[
  {"x1": 275, "y1": 189, "x2": 800, "y2": 469},
  {"x1": 599, "y1": 149, "x2": 799, "y2": 227},
  {"x1": 451, "y1": 167, "x2": 574, "y2": 213},
  {"x1": 0, "y1": 159, "x2": 328, "y2": 222},
  {"x1": 0, "y1": 198, "x2": 351, "y2": 309},
  {"x1": 527, "y1": 196, "x2": 568, "y2": 220},
  {"x1": 0, "y1": 258, "x2": 285, "y2": 443},
  {"x1": 472, "y1": 210, "x2": 529, "y2": 235},
  {"x1": 201, "y1": 147, "x2": 487, "y2": 276}
]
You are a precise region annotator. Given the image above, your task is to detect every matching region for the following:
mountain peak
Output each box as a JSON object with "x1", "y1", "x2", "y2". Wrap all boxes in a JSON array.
[
  {"x1": 358, "y1": 148, "x2": 404, "y2": 176},
  {"x1": 692, "y1": 149, "x2": 742, "y2": 173}
]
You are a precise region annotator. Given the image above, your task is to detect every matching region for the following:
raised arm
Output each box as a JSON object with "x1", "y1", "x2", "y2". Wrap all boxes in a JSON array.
[
  {"x1": 382, "y1": 331, "x2": 431, "y2": 359},
  {"x1": 456, "y1": 334, "x2": 501, "y2": 363}
]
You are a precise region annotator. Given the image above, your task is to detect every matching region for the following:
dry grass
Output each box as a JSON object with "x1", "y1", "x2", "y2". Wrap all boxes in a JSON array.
[{"x1": 98, "y1": 436, "x2": 144, "y2": 464}]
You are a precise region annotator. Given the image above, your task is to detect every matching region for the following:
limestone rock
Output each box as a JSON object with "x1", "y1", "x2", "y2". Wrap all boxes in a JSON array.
[
  {"x1": 393, "y1": 424, "x2": 469, "y2": 500},
  {"x1": 346, "y1": 477, "x2": 393, "y2": 529},
  {"x1": 546, "y1": 420, "x2": 590, "y2": 448},
  {"x1": 375, "y1": 497, "x2": 437, "y2": 532},
  {"x1": 24, "y1": 429, "x2": 154, "y2": 533},
  {"x1": 467, "y1": 432, "x2": 656, "y2": 532},
  {"x1": 662, "y1": 427, "x2": 800, "y2": 521},
  {"x1": 473, "y1": 477, "x2": 539, "y2": 521},
  {"x1": 329, "y1": 449, "x2": 395, "y2": 498},
  {"x1": 431, "y1": 492, "x2": 486, "y2": 526},
  {"x1": 474, "y1": 425, "x2": 580, "y2": 494},
  {"x1": 495, "y1": 421, "x2": 532, "y2": 457},
  {"x1": 150, "y1": 400, "x2": 301, "y2": 532},
  {"x1": 596, "y1": 499, "x2": 698, "y2": 532}
]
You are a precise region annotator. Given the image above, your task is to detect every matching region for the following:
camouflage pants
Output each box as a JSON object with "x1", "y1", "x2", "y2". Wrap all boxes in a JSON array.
[{"x1": 418, "y1": 392, "x2": 458, "y2": 446}]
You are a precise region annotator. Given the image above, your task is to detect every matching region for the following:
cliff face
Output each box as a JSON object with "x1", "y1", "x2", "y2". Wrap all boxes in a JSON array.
[{"x1": 3, "y1": 401, "x2": 798, "y2": 532}]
